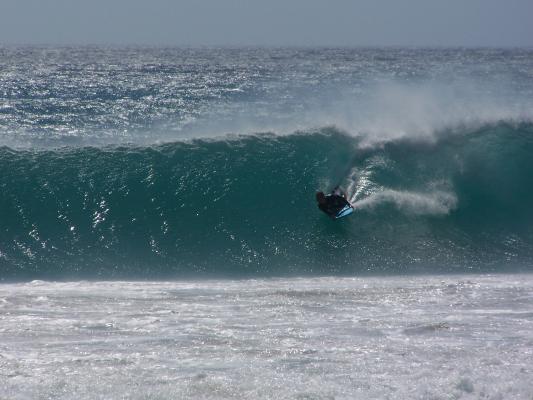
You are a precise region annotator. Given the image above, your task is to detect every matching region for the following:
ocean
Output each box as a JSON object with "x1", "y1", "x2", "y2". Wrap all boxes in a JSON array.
[{"x1": 1, "y1": 47, "x2": 532, "y2": 398}]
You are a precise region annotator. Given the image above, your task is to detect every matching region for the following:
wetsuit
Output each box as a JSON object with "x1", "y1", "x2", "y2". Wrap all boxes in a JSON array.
[{"x1": 318, "y1": 194, "x2": 351, "y2": 218}]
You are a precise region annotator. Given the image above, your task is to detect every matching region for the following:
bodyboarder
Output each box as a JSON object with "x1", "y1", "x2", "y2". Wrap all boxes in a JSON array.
[{"x1": 316, "y1": 186, "x2": 353, "y2": 219}]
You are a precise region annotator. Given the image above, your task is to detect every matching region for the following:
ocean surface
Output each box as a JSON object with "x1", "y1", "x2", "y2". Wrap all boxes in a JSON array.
[{"x1": 1, "y1": 47, "x2": 532, "y2": 398}]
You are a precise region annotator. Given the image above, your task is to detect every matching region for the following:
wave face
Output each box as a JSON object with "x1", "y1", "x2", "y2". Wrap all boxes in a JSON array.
[
  {"x1": 1, "y1": 124, "x2": 533, "y2": 279},
  {"x1": 1, "y1": 46, "x2": 533, "y2": 279}
]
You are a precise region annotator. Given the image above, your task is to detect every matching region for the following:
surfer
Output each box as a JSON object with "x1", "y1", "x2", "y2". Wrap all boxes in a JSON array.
[{"x1": 316, "y1": 186, "x2": 353, "y2": 219}]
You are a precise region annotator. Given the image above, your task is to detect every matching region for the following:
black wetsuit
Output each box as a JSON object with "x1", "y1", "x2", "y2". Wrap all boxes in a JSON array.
[{"x1": 318, "y1": 194, "x2": 350, "y2": 218}]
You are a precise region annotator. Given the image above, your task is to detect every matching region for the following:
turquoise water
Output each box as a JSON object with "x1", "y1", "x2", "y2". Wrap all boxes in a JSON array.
[{"x1": 1, "y1": 47, "x2": 532, "y2": 279}]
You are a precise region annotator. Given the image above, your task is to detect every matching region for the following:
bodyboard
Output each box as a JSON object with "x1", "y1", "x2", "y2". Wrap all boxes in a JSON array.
[{"x1": 335, "y1": 204, "x2": 354, "y2": 219}]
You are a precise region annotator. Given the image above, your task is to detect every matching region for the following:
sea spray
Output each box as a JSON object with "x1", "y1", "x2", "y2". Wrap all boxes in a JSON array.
[{"x1": 352, "y1": 189, "x2": 457, "y2": 216}]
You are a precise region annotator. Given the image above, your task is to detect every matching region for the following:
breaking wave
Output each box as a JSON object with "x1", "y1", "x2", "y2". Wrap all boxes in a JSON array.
[{"x1": 1, "y1": 119, "x2": 533, "y2": 280}]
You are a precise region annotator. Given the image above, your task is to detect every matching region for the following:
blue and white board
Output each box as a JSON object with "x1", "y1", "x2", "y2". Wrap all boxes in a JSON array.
[{"x1": 335, "y1": 204, "x2": 354, "y2": 219}]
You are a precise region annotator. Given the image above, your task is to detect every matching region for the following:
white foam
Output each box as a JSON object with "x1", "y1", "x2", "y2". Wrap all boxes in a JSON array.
[{"x1": 1, "y1": 274, "x2": 532, "y2": 399}]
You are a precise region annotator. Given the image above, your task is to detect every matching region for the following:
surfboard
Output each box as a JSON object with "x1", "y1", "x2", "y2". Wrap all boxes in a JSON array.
[{"x1": 335, "y1": 204, "x2": 354, "y2": 219}]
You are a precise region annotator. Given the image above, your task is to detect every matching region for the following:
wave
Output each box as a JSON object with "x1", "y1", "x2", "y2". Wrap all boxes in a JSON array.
[{"x1": 1, "y1": 121, "x2": 533, "y2": 280}]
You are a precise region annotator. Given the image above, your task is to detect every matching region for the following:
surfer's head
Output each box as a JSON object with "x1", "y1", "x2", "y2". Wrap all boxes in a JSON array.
[{"x1": 316, "y1": 191, "x2": 326, "y2": 204}]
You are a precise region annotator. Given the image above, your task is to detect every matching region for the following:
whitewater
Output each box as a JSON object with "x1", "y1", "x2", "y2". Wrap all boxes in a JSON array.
[
  {"x1": 2, "y1": 275, "x2": 532, "y2": 399},
  {"x1": 1, "y1": 47, "x2": 532, "y2": 398}
]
